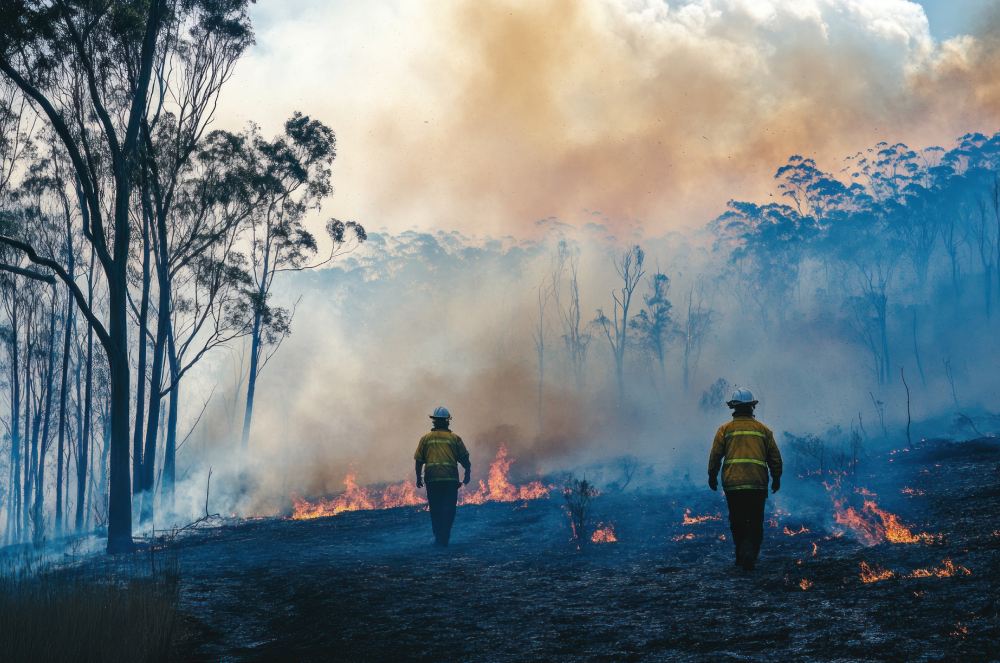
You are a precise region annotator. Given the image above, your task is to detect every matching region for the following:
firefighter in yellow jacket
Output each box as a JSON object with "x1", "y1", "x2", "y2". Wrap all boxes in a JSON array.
[
  {"x1": 708, "y1": 388, "x2": 783, "y2": 570},
  {"x1": 415, "y1": 406, "x2": 471, "y2": 547}
]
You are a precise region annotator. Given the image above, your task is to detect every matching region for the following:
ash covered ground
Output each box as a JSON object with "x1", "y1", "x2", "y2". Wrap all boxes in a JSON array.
[{"x1": 137, "y1": 437, "x2": 1000, "y2": 662}]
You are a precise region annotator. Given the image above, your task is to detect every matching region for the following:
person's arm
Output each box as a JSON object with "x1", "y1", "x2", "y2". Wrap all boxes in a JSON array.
[
  {"x1": 766, "y1": 430, "x2": 783, "y2": 493},
  {"x1": 707, "y1": 426, "x2": 725, "y2": 491},
  {"x1": 414, "y1": 438, "x2": 426, "y2": 488},
  {"x1": 456, "y1": 437, "x2": 471, "y2": 485}
]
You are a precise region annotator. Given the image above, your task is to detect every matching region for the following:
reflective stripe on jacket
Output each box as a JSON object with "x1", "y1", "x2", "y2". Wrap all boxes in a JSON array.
[
  {"x1": 414, "y1": 430, "x2": 470, "y2": 483},
  {"x1": 708, "y1": 416, "x2": 782, "y2": 491}
]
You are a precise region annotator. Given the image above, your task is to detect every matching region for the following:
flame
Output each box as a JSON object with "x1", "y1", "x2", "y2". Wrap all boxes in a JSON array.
[
  {"x1": 811, "y1": 542, "x2": 819, "y2": 557},
  {"x1": 459, "y1": 446, "x2": 550, "y2": 505},
  {"x1": 291, "y1": 446, "x2": 549, "y2": 520},
  {"x1": 682, "y1": 508, "x2": 721, "y2": 525},
  {"x1": 855, "y1": 487, "x2": 877, "y2": 497},
  {"x1": 718, "y1": 534, "x2": 726, "y2": 541},
  {"x1": 859, "y1": 560, "x2": 895, "y2": 583},
  {"x1": 783, "y1": 525, "x2": 810, "y2": 536},
  {"x1": 833, "y1": 498, "x2": 939, "y2": 545},
  {"x1": 591, "y1": 523, "x2": 618, "y2": 544},
  {"x1": 672, "y1": 533, "x2": 696, "y2": 541},
  {"x1": 799, "y1": 578, "x2": 813, "y2": 591},
  {"x1": 900, "y1": 486, "x2": 925, "y2": 496},
  {"x1": 905, "y1": 559, "x2": 971, "y2": 578},
  {"x1": 949, "y1": 624, "x2": 969, "y2": 638}
]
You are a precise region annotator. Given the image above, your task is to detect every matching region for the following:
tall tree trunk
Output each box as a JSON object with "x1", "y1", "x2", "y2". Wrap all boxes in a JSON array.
[
  {"x1": 33, "y1": 292, "x2": 58, "y2": 545},
  {"x1": 163, "y1": 328, "x2": 180, "y2": 510},
  {"x1": 240, "y1": 307, "x2": 263, "y2": 450},
  {"x1": 140, "y1": 260, "x2": 169, "y2": 524},
  {"x1": 132, "y1": 209, "x2": 152, "y2": 494},
  {"x1": 55, "y1": 290, "x2": 73, "y2": 535},
  {"x1": 7, "y1": 303, "x2": 21, "y2": 541},
  {"x1": 75, "y1": 251, "x2": 95, "y2": 532}
]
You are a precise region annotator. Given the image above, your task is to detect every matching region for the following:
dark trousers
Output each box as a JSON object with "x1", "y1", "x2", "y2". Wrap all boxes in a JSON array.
[
  {"x1": 426, "y1": 482, "x2": 459, "y2": 546},
  {"x1": 725, "y1": 490, "x2": 767, "y2": 566}
]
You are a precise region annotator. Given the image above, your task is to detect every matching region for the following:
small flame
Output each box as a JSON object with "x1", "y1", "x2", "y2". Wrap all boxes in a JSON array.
[
  {"x1": 672, "y1": 532, "x2": 696, "y2": 541},
  {"x1": 905, "y1": 559, "x2": 971, "y2": 578},
  {"x1": 811, "y1": 542, "x2": 819, "y2": 557},
  {"x1": 718, "y1": 534, "x2": 726, "y2": 541},
  {"x1": 591, "y1": 523, "x2": 618, "y2": 544},
  {"x1": 783, "y1": 525, "x2": 810, "y2": 536},
  {"x1": 799, "y1": 578, "x2": 813, "y2": 591},
  {"x1": 459, "y1": 446, "x2": 551, "y2": 505},
  {"x1": 900, "y1": 486, "x2": 925, "y2": 496},
  {"x1": 859, "y1": 560, "x2": 895, "y2": 583},
  {"x1": 682, "y1": 508, "x2": 721, "y2": 525},
  {"x1": 855, "y1": 487, "x2": 877, "y2": 497},
  {"x1": 833, "y1": 498, "x2": 939, "y2": 545},
  {"x1": 949, "y1": 624, "x2": 969, "y2": 638}
]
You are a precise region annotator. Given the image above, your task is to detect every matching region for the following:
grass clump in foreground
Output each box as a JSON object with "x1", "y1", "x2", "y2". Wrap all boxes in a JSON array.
[{"x1": 0, "y1": 552, "x2": 183, "y2": 663}]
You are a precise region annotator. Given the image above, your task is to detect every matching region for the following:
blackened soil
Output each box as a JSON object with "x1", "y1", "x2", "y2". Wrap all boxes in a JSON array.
[{"x1": 152, "y1": 438, "x2": 998, "y2": 662}]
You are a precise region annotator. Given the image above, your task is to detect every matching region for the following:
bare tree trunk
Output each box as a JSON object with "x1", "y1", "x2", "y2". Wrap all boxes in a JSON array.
[
  {"x1": 132, "y1": 208, "x2": 152, "y2": 494},
  {"x1": 7, "y1": 300, "x2": 21, "y2": 540},
  {"x1": 901, "y1": 367, "x2": 912, "y2": 451},
  {"x1": 75, "y1": 251, "x2": 95, "y2": 532},
  {"x1": 240, "y1": 306, "x2": 263, "y2": 450},
  {"x1": 140, "y1": 254, "x2": 169, "y2": 524},
  {"x1": 163, "y1": 327, "x2": 180, "y2": 510},
  {"x1": 55, "y1": 286, "x2": 73, "y2": 535},
  {"x1": 33, "y1": 290, "x2": 58, "y2": 544},
  {"x1": 911, "y1": 309, "x2": 926, "y2": 386}
]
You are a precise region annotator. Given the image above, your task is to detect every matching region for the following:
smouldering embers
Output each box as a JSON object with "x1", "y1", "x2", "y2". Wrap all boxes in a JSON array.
[
  {"x1": 291, "y1": 445, "x2": 550, "y2": 520},
  {"x1": 858, "y1": 558, "x2": 972, "y2": 584},
  {"x1": 681, "y1": 509, "x2": 721, "y2": 526}
]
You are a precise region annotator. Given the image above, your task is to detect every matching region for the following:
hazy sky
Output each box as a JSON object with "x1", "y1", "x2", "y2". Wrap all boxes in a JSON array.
[{"x1": 213, "y1": 0, "x2": 1000, "y2": 238}]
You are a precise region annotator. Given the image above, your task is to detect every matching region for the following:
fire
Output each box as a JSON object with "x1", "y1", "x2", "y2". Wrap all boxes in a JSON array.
[
  {"x1": 900, "y1": 486, "x2": 925, "y2": 496},
  {"x1": 783, "y1": 525, "x2": 810, "y2": 536},
  {"x1": 591, "y1": 523, "x2": 618, "y2": 544},
  {"x1": 855, "y1": 487, "x2": 877, "y2": 497},
  {"x1": 682, "y1": 508, "x2": 721, "y2": 525},
  {"x1": 833, "y1": 498, "x2": 939, "y2": 545},
  {"x1": 811, "y1": 542, "x2": 819, "y2": 557},
  {"x1": 799, "y1": 578, "x2": 813, "y2": 591},
  {"x1": 859, "y1": 561, "x2": 895, "y2": 583},
  {"x1": 291, "y1": 445, "x2": 550, "y2": 520},
  {"x1": 672, "y1": 532, "x2": 696, "y2": 541},
  {"x1": 291, "y1": 474, "x2": 388, "y2": 520},
  {"x1": 459, "y1": 446, "x2": 551, "y2": 505},
  {"x1": 905, "y1": 559, "x2": 971, "y2": 579}
]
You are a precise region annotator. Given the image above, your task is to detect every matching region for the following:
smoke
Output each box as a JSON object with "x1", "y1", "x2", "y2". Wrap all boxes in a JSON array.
[
  {"x1": 218, "y1": 0, "x2": 1000, "y2": 237},
  {"x1": 149, "y1": 1, "x2": 1000, "y2": 526}
]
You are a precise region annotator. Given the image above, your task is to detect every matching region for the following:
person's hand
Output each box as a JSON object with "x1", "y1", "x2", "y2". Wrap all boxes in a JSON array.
[
  {"x1": 708, "y1": 476, "x2": 718, "y2": 491},
  {"x1": 462, "y1": 473, "x2": 471, "y2": 486},
  {"x1": 416, "y1": 477, "x2": 423, "y2": 489},
  {"x1": 771, "y1": 477, "x2": 781, "y2": 494}
]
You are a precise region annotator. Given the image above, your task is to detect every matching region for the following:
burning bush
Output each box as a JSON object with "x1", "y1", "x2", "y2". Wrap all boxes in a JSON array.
[
  {"x1": 563, "y1": 477, "x2": 599, "y2": 543},
  {"x1": 590, "y1": 523, "x2": 618, "y2": 544}
]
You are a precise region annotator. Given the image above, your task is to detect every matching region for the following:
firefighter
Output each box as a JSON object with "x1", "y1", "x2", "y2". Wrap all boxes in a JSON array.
[
  {"x1": 707, "y1": 388, "x2": 783, "y2": 570},
  {"x1": 414, "y1": 406, "x2": 471, "y2": 547}
]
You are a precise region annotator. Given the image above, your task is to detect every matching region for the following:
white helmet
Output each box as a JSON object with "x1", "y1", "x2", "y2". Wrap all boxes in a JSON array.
[{"x1": 726, "y1": 388, "x2": 758, "y2": 408}]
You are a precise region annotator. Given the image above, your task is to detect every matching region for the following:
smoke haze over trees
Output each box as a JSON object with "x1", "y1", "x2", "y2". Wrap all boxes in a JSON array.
[{"x1": 0, "y1": 1, "x2": 997, "y2": 554}]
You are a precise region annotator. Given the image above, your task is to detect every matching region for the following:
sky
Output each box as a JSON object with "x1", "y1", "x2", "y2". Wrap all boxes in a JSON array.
[{"x1": 213, "y1": 0, "x2": 1000, "y2": 239}]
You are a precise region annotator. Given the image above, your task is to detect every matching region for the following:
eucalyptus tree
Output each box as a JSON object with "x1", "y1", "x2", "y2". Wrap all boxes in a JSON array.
[
  {"x1": 0, "y1": 0, "x2": 251, "y2": 552},
  {"x1": 237, "y1": 114, "x2": 366, "y2": 450}
]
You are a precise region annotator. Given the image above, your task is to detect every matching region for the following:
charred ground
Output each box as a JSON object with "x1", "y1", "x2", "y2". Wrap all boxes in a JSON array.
[{"x1": 94, "y1": 437, "x2": 1000, "y2": 661}]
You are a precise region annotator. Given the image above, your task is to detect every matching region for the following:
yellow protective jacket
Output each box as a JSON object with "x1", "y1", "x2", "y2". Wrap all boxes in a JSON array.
[
  {"x1": 708, "y1": 416, "x2": 782, "y2": 492},
  {"x1": 414, "y1": 430, "x2": 471, "y2": 483}
]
